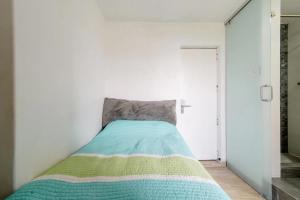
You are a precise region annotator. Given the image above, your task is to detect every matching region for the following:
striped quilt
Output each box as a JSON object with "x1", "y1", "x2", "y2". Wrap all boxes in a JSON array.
[{"x1": 8, "y1": 120, "x2": 230, "y2": 200}]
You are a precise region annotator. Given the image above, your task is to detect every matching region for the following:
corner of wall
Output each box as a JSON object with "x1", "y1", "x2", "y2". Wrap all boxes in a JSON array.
[{"x1": 0, "y1": 0, "x2": 15, "y2": 197}]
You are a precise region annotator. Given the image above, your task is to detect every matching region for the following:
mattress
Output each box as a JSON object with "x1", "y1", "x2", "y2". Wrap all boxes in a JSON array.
[{"x1": 7, "y1": 120, "x2": 230, "y2": 200}]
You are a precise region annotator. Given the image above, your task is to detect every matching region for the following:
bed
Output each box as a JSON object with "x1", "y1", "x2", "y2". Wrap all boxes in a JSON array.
[
  {"x1": 8, "y1": 120, "x2": 230, "y2": 200},
  {"x1": 8, "y1": 98, "x2": 230, "y2": 199}
]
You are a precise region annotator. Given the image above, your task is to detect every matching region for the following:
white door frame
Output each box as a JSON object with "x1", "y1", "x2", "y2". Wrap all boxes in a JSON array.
[
  {"x1": 180, "y1": 46, "x2": 225, "y2": 162},
  {"x1": 270, "y1": 0, "x2": 281, "y2": 178}
]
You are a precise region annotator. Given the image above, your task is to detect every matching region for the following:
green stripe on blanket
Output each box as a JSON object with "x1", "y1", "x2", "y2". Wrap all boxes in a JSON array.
[{"x1": 41, "y1": 155, "x2": 211, "y2": 179}]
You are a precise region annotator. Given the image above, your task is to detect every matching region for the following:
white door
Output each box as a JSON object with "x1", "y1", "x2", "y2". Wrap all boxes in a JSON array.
[{"x1": 180, "y1": 48, "x2": 218, "y2": 160}]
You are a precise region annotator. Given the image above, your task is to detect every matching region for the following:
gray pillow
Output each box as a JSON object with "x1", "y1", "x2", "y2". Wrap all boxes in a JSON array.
[{"x1": 102, "y1": 98, "x2": 176, "y2": 127}]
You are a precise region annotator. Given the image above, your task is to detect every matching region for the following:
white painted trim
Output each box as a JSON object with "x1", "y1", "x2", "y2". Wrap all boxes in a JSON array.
[
  {"x1": 271, "y1": 0, "x2": 281, "y2": 178},
  {"x1": 214, "y1": 46, "x2": 226, "y2": 163},
  {"x1": 216, "y1": 47, "x2": 222, "y2": 162}
]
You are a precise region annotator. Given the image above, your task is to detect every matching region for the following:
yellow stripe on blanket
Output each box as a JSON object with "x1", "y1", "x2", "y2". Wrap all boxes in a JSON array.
[{"x1": 41, "y1": 155, "x2": 212, "y2": 179}]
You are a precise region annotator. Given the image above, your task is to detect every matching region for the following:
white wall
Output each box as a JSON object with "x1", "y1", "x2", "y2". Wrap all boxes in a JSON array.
[
  {"x1": 103, "y1": 22, "x2": 226, "y2": 161},
  {"x1": 12, "y1": 3, "x2": 226, "y2": 188},
  {"x1": 13, "y1": 0, "x2": 106, "y2": 189},
  {"x1": 288, "y1": 19, "x2": 300, "y2": 157}
]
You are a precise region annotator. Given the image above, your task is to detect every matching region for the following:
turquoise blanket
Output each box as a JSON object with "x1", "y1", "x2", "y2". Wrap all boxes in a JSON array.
[{"x1": 8, "y1": 120, "x2": 230, "y2": 200}]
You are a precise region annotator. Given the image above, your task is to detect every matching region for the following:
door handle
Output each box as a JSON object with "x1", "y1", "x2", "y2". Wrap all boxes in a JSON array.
[
  {"x1": 181, "y1": 105, "x2": 192, "y2": 114},
  {"x1": 260, "y1": 85, "x2": 273, "y2": 102}
]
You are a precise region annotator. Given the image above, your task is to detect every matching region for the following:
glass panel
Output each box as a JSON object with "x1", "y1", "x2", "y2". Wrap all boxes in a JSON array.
[{"x1": 226, "y1": 0, "x2": 272, "y2": 198}]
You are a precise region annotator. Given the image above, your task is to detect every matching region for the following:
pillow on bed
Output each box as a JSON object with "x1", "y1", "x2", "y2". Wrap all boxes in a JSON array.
[{"x1": 102, "y1": 98, "x2": 176, "y2": 127}]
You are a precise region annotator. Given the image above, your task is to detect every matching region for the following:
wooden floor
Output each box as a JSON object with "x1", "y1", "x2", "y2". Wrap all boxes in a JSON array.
[{"x1": 201, "y1": 161, "x2": 265, "y2": 200}]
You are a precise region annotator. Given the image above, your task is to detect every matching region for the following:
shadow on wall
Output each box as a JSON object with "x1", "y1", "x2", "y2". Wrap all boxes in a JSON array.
[
  {"x1": 287, "y1": 18, "x2": 300, "y2": 157},
  {"x1": 0, "y1": 0, "x2": 14, "y2": 198}
]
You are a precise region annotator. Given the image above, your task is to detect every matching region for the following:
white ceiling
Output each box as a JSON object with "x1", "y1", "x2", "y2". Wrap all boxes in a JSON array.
[
  {"x1": 282, "y1": 0, "x2": 300, "y2": 15},
  {"x1": 97, "y1": 0, "x2": 247, "y2": 22}
]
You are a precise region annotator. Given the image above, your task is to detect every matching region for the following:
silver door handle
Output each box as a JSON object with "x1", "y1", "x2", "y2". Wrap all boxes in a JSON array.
[
  {"x1": 181, "y1": 105, "x2": 192, "y2": 114},
  {"x1": 181, "y1": 105, "x2": 192, "y2": 108},
  {"x1": 260, "y1": 85, "x2": 273, "y2": 102}
]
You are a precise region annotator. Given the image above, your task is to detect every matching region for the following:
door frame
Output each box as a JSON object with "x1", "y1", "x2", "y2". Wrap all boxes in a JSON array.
[
  {"x1": 180, "y1": 46, "x2": 225, "y2": 162},
  {"x1": 270, "y1": 0, "x2": 281, "y2": 178}
]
